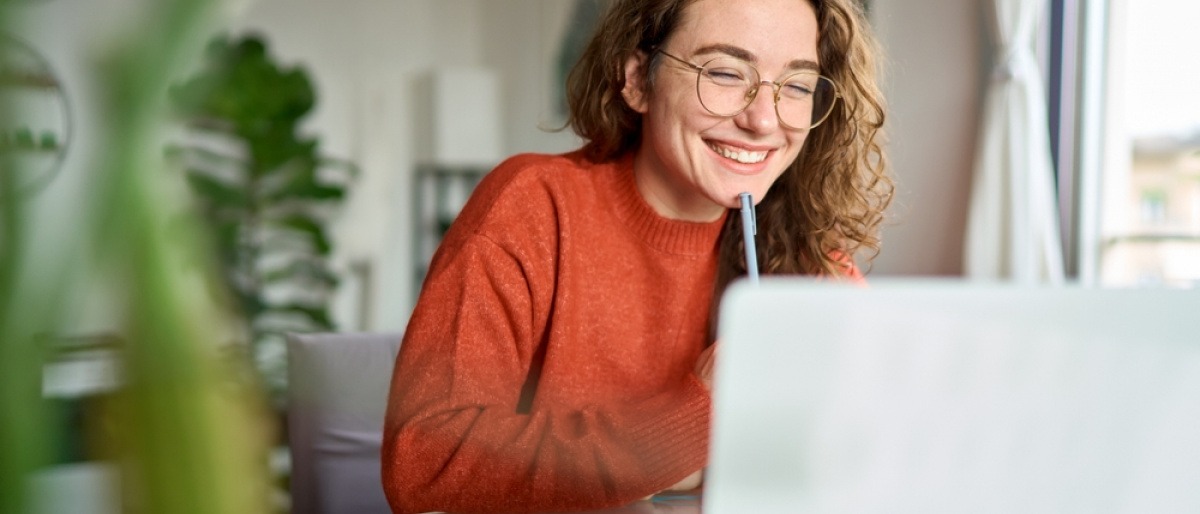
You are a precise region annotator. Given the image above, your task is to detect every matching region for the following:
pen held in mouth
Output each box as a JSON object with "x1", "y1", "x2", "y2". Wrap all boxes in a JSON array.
[{"x1": 738, "y1": 192, "x2": 759, "y2": 285}]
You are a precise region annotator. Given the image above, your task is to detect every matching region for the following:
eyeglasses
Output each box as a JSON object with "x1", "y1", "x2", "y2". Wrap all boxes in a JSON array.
[{"x1": 655, "y1": 49, "x2": 840, "y2": 130}]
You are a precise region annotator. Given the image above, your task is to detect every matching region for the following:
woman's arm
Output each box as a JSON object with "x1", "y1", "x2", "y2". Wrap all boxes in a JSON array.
[{"x1": 382, "y1": 234, "x2": 710, "y2": 514}]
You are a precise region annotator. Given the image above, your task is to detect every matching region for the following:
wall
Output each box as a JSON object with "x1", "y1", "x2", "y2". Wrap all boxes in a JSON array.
[
  {"x1": 479, "y1": 0, "x2": 584, "y2": 155},
  {"x1": 869, "y1": 0, "x2": 984, "y2": 276}
]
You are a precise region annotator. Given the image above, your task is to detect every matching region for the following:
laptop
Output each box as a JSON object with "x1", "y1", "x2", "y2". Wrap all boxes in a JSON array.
[{"x1": 705, "y1": 279, "x2": 1200, "y2": 514}]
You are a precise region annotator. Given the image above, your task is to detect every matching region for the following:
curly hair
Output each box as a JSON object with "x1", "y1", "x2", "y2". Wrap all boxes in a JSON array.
[{"x1": 565, "y1": 0, "x2": 892, "y2": 297}]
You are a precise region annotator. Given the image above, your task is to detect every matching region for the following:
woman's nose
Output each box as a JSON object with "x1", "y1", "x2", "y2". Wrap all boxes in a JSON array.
[{"x1": 736, "y1": 82, "x2": 780, "y2": 133}]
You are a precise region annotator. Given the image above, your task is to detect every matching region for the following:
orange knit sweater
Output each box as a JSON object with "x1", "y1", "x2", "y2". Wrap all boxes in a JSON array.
[{"x1": 383, "y1": 151, "x2": 723, "y2": 513}]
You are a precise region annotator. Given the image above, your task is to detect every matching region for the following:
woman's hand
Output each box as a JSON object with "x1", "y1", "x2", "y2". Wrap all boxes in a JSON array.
[
  {"x1": 643, "y1": 469, "x2": 703, "y2": 501},
  {"x1": 665, "y1": 469, "x2": 703, "y2": 491}
]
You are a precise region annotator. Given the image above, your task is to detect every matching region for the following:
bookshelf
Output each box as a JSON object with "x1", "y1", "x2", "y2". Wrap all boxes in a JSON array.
[{"x1": 411, "y1": 163, "x2": 488, "y2": 299}]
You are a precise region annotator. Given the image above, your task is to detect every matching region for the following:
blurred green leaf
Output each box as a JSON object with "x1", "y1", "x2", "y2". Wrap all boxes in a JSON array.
[
  {"x1": 185, "y1": 172, "x2": 247, "y2": 209},
  {"x1": 170, "y1": 144, "x2": 250, "y2": 173},
  {"x1": 262, "y1": 260, "x2": 339, "y2": 288},
  {"x1": 5, "y1": 0, "x2": 282, "y2": 511},
  {"x1": 271, "y1": 215, "x2": 330, "y2": 253},
  {"x1": 262, "y1": 302, "x2": 333, "y2": 330}
]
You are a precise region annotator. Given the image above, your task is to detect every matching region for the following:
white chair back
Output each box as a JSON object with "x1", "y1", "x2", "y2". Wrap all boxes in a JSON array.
[{"x1": 287, "y1": 332, "x2": 402, "y2": 514}]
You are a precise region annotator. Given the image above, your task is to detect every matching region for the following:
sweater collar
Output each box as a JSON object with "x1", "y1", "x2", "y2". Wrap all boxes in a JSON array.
[{"x1": 603, "y1": 152, "x2": 726, "y2": 256}]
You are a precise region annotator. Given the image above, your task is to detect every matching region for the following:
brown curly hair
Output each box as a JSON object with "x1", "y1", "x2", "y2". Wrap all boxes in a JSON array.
[{"x1": 566, "y1": 0, "x2": 892, "y2": 298}]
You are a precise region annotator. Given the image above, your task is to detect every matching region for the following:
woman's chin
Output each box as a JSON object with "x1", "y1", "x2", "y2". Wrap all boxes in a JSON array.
[{"x1": 721, "y1": 189, "x2": 767, "y2": 208}]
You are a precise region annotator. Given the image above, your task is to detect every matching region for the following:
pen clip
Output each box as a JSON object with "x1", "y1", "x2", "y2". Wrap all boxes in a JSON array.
[{"x1": 739, "y1": 192, "x2": 756, "y2": 235}]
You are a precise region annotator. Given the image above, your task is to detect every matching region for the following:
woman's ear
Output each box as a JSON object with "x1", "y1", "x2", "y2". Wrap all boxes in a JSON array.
[{"x1": 621, "y1": 51, "x2": 649, "y2": 114}]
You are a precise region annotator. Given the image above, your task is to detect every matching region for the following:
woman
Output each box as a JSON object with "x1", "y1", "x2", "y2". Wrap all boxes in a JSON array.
[{"x1": 382, "y1": 0, "x2": 890, "y2": 512}]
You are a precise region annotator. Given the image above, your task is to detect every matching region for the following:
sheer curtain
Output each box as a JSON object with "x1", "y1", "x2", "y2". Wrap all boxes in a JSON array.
[{"x1": 964, "y1": 0, "x2": 1065, "y2": 284}]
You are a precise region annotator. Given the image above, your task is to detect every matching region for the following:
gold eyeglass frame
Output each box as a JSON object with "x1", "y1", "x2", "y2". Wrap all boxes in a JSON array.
[{"x1": 655, "y1": 49, "x2": 841, "y2": 130}]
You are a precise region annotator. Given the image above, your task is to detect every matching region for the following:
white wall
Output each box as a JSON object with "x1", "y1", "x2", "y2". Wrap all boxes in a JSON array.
[
  {"x1": 479, "y1": 0, "x2": 584, "y2": 155},
  {"x1": 870, "y1": 0, "x2": 984, "y2": 276}
]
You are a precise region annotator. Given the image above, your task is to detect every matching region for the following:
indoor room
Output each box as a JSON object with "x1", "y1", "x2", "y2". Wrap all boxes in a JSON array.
[{"x1": 2, "y1": 0, "x2": 1198, "y2": 513}]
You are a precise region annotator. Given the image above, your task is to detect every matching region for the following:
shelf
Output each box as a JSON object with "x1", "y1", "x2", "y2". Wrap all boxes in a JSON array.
[
  {"x1": 0, "y1": 35, "x2": 72, "y2": 195},
  {"x1": 411, "y1": 163, "x2": 489, "y2": 300}
]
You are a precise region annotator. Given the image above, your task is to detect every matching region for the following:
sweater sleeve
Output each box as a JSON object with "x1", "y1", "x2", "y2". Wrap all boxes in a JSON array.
[{"x1": 382, "y1": 233, "x2": 710, "y2": 514}]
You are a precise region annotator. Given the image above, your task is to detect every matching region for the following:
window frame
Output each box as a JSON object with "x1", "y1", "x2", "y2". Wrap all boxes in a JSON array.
[{"x1": 1048, "y1": 0, "x2": 1110, "y2": 285}]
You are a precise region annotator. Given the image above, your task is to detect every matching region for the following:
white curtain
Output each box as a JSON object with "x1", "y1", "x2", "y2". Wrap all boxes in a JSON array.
[{"x1": 964, "y1": 0, "x2": 1065, "y2": 284}]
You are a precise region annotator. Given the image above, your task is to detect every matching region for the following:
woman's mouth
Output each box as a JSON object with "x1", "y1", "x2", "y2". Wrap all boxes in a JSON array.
[{"x1": 707, "y1": 141, "x2": 770, "y2": 164}]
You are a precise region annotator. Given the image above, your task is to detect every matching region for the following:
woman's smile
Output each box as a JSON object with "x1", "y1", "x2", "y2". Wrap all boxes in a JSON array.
[{"x1": 705, "y1": 140, "x2": 771, "y2": 165}]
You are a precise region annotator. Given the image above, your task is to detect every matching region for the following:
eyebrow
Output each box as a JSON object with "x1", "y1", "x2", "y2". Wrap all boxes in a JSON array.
[{"x1": 691, "y1": 43, "x2": 821, "y2": 72}]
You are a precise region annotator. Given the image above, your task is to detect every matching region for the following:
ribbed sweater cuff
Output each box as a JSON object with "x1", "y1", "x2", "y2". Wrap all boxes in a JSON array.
[{"x1": 627, "y1": 376, "x2": 711, "y2": 485}]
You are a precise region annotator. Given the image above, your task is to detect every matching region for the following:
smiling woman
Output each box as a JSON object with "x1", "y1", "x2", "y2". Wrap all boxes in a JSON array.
[
  {"x1": 382, "y1": 1, "x2": 889, "y2": 513},
  {"x1": 619, "y1": 0, "x2": 827, "y2": 222},
  {"x1": 570, "y1": 0, "x2": 890, "y2": 294}
]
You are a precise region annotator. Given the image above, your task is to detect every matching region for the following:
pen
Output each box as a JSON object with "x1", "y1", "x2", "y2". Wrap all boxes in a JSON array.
[{"x1": 738, "y1": 192, "x2": 759, "y2": 284}]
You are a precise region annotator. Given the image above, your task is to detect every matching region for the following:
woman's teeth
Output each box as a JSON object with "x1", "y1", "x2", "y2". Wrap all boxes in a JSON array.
[{"x1": 709, "y1": 143, "x2": 768, "y2": 164}]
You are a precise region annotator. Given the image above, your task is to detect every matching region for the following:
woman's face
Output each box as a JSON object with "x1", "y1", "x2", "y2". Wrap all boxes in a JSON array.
[{"x1": 623, "y1": 0, "x2": 820, "y2": 222}]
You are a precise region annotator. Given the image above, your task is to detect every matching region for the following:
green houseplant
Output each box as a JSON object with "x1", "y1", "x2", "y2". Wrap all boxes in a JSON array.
[
  {"x1": 167, "y1": 34, "x2": 354, "y2": 398},
  {"x1": 1, "y1": 0, "x2": 273, "y2": 512}
]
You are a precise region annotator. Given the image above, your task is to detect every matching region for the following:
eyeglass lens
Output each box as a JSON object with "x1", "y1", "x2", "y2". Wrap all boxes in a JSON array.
[{"x1": 695, "y1": 57, "x2": 837, "y2": 129}]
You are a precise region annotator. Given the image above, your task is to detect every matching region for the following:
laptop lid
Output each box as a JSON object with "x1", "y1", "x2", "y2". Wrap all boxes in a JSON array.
[{"x1": 706, "y1": 279, "x2": 1200, "y2": 514}]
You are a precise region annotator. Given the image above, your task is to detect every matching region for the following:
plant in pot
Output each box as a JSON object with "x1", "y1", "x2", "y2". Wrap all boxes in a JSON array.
[{"x1": 166, "y1": 34, "x2": 355, "y2": 404}]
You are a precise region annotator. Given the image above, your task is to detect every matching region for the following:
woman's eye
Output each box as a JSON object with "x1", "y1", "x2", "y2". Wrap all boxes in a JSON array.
[
  {"x1": 705, "y1": 69, "x2": 746, "y2": 84},
  {"x1": 782, "y1": 82, "x2": 815, "y2": 98}
]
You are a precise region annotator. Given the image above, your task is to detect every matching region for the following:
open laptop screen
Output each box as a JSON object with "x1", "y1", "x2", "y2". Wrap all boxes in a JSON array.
[{"x1": 706, "y1": 279, "x2": 1200, "y2": 514}]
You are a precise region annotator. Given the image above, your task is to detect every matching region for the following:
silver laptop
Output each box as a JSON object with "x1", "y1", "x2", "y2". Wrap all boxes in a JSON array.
[{"x1": 706, "y1": 279, "x2": 1200, "y2": 514}]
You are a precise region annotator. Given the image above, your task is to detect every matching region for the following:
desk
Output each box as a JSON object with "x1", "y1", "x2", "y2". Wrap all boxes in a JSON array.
[{"x1": 559, "y1": 494, "x2": 701, "y2": 514}]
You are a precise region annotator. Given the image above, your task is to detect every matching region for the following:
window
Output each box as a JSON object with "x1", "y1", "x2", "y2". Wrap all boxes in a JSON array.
[{"x1": 1063, "y1": 0, "x2": 1200, "y2": 287}]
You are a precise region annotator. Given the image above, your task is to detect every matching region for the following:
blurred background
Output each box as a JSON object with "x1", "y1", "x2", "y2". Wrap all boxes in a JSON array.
[{"x1": 2, "y1": 0, "x2": 1197, "y2": 513}]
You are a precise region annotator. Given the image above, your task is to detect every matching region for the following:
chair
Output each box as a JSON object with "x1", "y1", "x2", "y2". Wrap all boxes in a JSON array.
[{"x1": 286, "y1": 332, "x2": 403, "y2": 514}]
